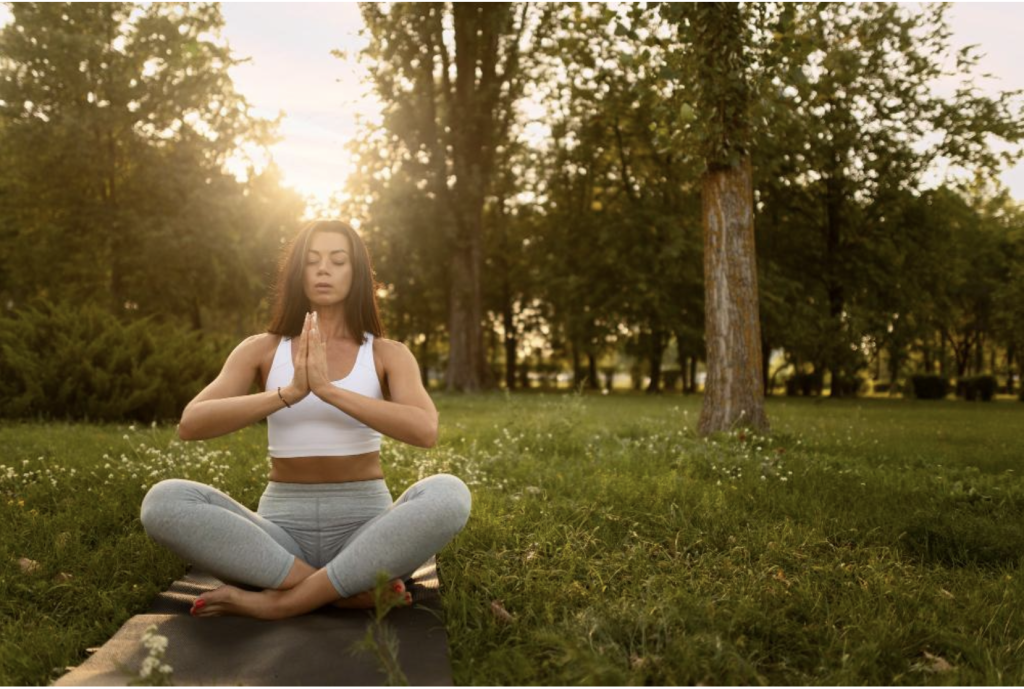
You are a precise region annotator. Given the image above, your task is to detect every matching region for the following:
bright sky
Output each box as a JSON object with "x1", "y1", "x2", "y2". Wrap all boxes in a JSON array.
[
  {"x1": 219, "y1": 2, "x2": 1024, "y2": 210},
  {"x1": 218, "y1": 2, "x2": 373, "y2": 214},
  {"x1": 0, "y1": 2, "x2": 1021, "y2": 208}
]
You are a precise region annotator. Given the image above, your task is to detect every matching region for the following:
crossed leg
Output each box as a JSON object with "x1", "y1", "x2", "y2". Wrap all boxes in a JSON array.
[
  {"x1": 188, "y1": 474, "x2": 472, "y2": 620},
  {"x1": 139, "y1": 479, "x2": 407, "y2": 618}
]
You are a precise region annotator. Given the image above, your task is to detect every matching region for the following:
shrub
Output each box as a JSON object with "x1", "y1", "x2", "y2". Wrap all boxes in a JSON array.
[
  {"x1": 959, "y1": 375, "x2": 997, "y2": 402},
  {"x1": 0, "y1": 299, "x2": 233, "y2": 422},
  {"x1": 909, "y1": 374, "x2": 950, "y2": 400},
  {"x1": 829, "y1": 373, "x2": 866, "y2": 398},
  {"x1": 785, "y1": 371, "x2": 822, "y2": 397}
]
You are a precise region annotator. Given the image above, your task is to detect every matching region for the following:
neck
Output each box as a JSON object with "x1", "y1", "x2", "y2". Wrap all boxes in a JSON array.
[{"x1": 312, "y1": 305, "x2": 352, "y2": 343}]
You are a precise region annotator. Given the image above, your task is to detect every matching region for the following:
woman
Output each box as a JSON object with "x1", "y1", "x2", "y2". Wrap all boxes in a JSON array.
[{"x1": 140, "y1": 220, "x2": 471, "y2": 620}]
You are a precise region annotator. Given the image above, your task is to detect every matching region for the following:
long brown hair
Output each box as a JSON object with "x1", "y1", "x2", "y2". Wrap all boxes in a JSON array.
[{"x1": 266, "y1": 220, "x2": 385, "y2": 345}]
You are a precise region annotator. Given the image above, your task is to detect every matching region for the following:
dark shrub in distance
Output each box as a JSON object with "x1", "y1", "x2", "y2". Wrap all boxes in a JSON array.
[
  {"x1": 960, "y1": 375, "x2": 997, "y2": 402},
  {"x1": 910, "y1": 374, "x2": 950, "y2": 400}
]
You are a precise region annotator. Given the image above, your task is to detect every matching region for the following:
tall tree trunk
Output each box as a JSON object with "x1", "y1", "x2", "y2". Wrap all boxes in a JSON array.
[
  {"x1": 689, "y1": 356, "x2": 698, "y2": 395},
  {"x1": 587, "y1": 351, "x2": 599, "y2": 391},
  {"x1": 446, "y1": 240, "x2": 486, "y2": 391},
  {"x1": 1007, "y1": 344, "x2": 1016, "y2": 395},
  {"x1": 683, "y1": 2, "x2": 770, "y2": 434},
  {"x1": 444, "y1": 4, "x2": 515, "y2": 392},
  {"x1": 572, "y1": 343, "x2": 583, "y2": 390},
  {"x1": 646, "y1": 329, "x2": 666, "y2": 394},
  {"x1": 889, "y1": 345, "x2": 902, "y2": 396},
  {"x1": 824, "y1": 165, "x2": 846, "y2": 398},
  {"x1": 503, "y1": 306, "x2": 517, "y2": 390},
  {"x1": 697, "y1": 158, "x2": 770, "y2": 434}
]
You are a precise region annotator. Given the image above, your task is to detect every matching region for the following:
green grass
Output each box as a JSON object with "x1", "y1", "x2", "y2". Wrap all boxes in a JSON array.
[{"x1": 2, "y1": 393, "x2": 1023, "y2": 684}]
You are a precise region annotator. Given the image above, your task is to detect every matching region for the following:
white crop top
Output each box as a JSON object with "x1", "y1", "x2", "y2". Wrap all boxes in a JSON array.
[{"x1": 265, "y1": 332, "x2": 384, "y2": 458}]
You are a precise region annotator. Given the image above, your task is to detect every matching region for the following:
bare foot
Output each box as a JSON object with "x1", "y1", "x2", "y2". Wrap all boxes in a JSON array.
[
  {"x1": 331, "y1": 578, "x2": 412, "y2": 610},
  {"x1": 191, "y1": 585, "x2": 287, "y2": 620}
]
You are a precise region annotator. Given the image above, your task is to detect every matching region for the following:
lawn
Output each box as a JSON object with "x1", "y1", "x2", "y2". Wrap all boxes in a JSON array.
[{"x1": 2, "y1": 392, "x2": 1023, "y2": 684}]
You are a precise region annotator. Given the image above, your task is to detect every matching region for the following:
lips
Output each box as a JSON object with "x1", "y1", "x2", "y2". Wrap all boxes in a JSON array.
[{"x1": 315, "y1": 283, "x2": 332, "y2": 289}]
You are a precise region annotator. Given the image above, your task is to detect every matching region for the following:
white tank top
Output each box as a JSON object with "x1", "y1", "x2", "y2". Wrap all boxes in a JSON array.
[{"x1": 265, "y1": 333, "x2": 384, "y2": 458}]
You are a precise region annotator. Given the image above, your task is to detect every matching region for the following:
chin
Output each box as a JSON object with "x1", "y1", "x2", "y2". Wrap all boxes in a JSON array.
[{"x1": 308, "y1": 294, "x2": 347, "y2": 306}]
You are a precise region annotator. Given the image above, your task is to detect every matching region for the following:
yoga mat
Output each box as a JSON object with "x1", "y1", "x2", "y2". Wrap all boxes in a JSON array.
[{"x1": 53, "y1": 557, "x2": 452, "y2": 686}]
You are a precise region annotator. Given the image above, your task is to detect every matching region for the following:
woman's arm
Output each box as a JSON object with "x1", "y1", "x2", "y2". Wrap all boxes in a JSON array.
[
  {"x1": 178, "y1": 334, "x2": 302, "y2": 441},
  {"x1": 311, "y1": 337, "x2": 439, "y2": 448}
]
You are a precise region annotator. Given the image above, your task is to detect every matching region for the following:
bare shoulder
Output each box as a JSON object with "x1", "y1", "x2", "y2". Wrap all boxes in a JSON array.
[
  {"x1": 237, "y1": 332, "x2": 279, "y2": 358},
  {"x1": 373, "y1": 336, "x2": 414, "y2": 369}
]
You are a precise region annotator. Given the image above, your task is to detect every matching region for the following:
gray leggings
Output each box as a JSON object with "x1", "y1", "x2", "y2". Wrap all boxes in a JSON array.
[{"x1": 140, "y1": 474, "x2": 471, "y2": 598}]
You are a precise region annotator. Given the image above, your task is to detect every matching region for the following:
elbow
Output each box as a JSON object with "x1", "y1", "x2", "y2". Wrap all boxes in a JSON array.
[
  {"x1": 177, "y1": 409, "x2": 201, "y2": 441},
  {"x1": 419, "y1": 418, "x2": 439, "y2": 449},
  {"x1": 177, "y1": 419, "x2": 195, "y2": 442}
]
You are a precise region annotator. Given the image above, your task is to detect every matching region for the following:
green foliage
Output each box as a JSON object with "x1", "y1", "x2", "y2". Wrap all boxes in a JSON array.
[
  {"x1": 747, "y1": 4, "x2": 1024, "y2": 390},
  {"x1": 0, "y1": 2, "x2": 302, "y2": 328},
  {"x1": 909, "y1": 374, "x2": 951, "y2": 400},
  {"x1": 663, "y1": 3, "x2": 753, "y2": 170},
  {"x1": 958, "y1": 375, "x2": 997, "y2": 402},
  {"x1": 0, "y1": 299, "x2": 232, "y2": 422},
  {"x1": 350, "y1": 3, "x2": 549, "y2": 389}
]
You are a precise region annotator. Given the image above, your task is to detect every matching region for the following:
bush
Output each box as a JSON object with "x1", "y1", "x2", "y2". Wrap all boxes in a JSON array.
[
  {"x1": 909, "y1": 374, "x2": 950, "y2": 400},
  {"x1": 829, "y1": 373, "x2": 866, "y2": 398},
  {"x1": 958, "y1": 375, "x2": 997, "y2": 402},
  {"x1": 0, "y1": 299, "x2": 234, "y2": 422},
  {"x1": 785, "y1": 371, "x2": 823, "y2": 397}
]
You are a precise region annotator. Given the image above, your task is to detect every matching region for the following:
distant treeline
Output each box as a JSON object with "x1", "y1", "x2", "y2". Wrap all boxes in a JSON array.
[{"x1": 1, "y1": 4, "x2": 1022, "y2": 421}]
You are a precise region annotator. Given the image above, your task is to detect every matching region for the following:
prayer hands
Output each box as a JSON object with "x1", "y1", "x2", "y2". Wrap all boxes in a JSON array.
[
  {"x1": 307, "y1": 312, "x2": 332, "y2": 397},
  {"x1": 282, "y1": 313, "x2": 313, "y2": 406}
]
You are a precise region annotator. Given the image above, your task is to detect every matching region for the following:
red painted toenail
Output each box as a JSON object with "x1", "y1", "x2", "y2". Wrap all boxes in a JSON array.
[
  {"x1": 392, "y1": 582, "x2": 403, "y2": 593},
  {"x1": 194, "y1": 599, "x2": 206, "y2": 609},
  {"x1": 404, "y1": 592, "x2": 412, "y2": 604}
]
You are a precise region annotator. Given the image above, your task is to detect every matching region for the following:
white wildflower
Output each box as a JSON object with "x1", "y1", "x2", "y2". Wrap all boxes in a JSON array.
[
  {"x1": 140, "y1": 656, "x2": 159, "y2": 678},
  {"x1": 143, "y1": 633, "x2": 168, "y2": 654}
]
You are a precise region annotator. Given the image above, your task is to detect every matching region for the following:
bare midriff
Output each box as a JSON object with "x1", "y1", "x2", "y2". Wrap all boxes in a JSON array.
[{"x1": 269, "y1": 451, "x2": 384, "y2": 483}]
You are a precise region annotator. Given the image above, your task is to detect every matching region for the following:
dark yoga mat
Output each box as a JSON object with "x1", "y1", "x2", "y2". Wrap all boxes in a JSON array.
[{"x1": 53, "y1": 557, "x2": 452, "y2": 686}]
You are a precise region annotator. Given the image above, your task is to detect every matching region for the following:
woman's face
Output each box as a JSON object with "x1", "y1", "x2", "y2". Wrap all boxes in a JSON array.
[{"x1": 304, "y1": 231, "x2": 354, "y2": 306}]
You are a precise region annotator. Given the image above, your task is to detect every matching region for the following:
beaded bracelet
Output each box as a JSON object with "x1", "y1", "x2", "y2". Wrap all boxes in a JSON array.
[{"x1": 277, "y1": 386, "x2": 291, "y2": 408}]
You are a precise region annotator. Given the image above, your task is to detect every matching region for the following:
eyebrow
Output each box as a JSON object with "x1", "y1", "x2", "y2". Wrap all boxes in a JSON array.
[{"x1": 308, "y1": 249, "x2": 348, "y2": 256}]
